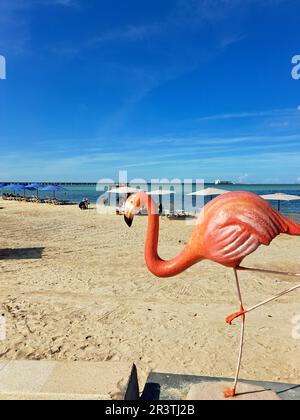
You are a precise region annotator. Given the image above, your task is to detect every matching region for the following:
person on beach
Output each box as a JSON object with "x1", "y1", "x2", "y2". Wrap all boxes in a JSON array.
[
  {"x1": 79, "y1": 198, "x2": 89, "y2": 210},
  {"x1": 158, "y1": 201, "x2": 163, "y2": 215}
]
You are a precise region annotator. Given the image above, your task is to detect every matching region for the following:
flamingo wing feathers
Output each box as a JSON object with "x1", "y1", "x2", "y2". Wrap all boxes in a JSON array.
[{"x1": 200, "y1": 192, "x2": 290, "y2": 267}]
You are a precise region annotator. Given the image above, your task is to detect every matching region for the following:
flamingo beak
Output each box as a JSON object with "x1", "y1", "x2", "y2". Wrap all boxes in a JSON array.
[
  {"x1": 124, "y1": 214, "x2": 133, "y2": 227},
  {"x1": 124, "y1": 201, "x2": 135, "y2": 227}
]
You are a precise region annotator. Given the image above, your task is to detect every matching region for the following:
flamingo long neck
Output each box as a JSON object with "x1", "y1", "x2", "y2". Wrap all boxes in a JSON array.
[{"x1": 141, "y1": 193, "x2": 201, "y2": 278}]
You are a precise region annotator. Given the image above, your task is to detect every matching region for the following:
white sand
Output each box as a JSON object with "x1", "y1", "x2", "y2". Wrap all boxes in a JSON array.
[{"x1": 1, "y1": 198, "x2": 300, "y2": 387}]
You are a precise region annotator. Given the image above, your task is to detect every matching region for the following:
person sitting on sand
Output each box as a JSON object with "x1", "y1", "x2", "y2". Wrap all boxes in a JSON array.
[{"x1": 79, "y1": 200, "x2": 88, "y2": 210}]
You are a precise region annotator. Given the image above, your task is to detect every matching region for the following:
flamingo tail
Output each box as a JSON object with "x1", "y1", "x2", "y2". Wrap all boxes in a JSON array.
[{"x1": 282, "y1": 217, "x2": 300, "y2": 236}]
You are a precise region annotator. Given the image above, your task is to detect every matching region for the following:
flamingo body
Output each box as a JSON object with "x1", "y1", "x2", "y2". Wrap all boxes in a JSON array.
[
  {"x1": 192, "y1": 191, "x2": 300, "y2": 268},
  {"x1": 124, "y1": 190, "x2": 300, "y2": 398},
  {"x1": 125, "y1": 191, "x2": 300, "y2": 277}
]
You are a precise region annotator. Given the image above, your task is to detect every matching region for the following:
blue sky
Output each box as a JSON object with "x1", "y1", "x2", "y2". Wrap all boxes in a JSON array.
[{"x1": 0, "y1": 0, "x2": 300, "y2": 183}]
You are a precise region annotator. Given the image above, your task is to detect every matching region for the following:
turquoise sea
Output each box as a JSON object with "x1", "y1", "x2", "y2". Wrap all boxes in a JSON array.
[{"x1": 12, "y1": 183, "x2": 300, "y2": 214}]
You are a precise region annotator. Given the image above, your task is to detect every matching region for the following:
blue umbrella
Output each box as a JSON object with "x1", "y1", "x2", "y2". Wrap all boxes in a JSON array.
[
  {"x1": 4, "y1": 184, "x2": 35, "y2": 191},
  {"x1": 41, "y1": 185, "x2": 66, "y2": 199},
  {"x1": 26, "y1": 183, "x2": 44, "y2": 188},
  {"x1": 3, "y1": 184, "x2": 25, "y2": 190},
  {"x1": 26, "y1": 183, "x2": 45, "y2": 198},
  {"x1": 24, "y1": 187, "x2": 36, "y2": 192},
  {"x1": 2, "y1": 184, "x2": 32, "y2": 198}
]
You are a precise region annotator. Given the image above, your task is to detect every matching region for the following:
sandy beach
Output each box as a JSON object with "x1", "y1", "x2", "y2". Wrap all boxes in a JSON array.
[{"x1": 1, "y1": 198, "x2": 300, "y2": 388}]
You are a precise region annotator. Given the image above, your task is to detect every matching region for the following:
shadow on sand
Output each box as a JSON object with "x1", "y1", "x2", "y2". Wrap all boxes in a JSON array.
[
  {"x1": 277, "y1": 384, "x2": 300, "y2": 395},
  {"x1": 0, "y1": 247, "x2": 44, "y2": 260}
]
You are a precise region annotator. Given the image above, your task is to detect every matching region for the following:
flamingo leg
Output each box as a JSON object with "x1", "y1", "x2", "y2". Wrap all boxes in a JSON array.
[
  {"x1": 224, "y1": 269, "x2": 246, "y2": 398},
  {"x1": 227, "y1": 267, "x2": 300, "y2": 322},
  {"x1": 224, "y1": 266, "x2": 300, "y2": 398}
]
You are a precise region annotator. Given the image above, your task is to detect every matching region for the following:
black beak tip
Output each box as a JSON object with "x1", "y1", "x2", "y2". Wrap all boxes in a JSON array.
[{"x1": 124, "y1": 215, "x2": 133, "y2": 227}]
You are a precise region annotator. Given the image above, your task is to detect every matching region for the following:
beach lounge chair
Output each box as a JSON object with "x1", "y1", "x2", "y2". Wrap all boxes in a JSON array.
[
  {"x1": 116, "y1": 202, "x2": 126, "y2": 215},
  {"x1": 167, "y1": 210, "x2": 195, "y2": 220}
]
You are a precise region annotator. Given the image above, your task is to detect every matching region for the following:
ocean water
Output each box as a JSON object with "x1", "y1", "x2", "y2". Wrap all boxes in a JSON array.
[{"x1": 14, "y1": 183, "x2": 300, "y2": 215}]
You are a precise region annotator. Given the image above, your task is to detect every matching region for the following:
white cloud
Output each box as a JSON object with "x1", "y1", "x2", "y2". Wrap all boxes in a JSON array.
[
  {"x1": 85, "y1": 24, "x2": 161, "y2": 48},
  {"x1": 197, "y1": 109, "x2": 294, "y2": 122},
  {"x1": 218, "y1": 33, "x2": 245, "y2": 49}
]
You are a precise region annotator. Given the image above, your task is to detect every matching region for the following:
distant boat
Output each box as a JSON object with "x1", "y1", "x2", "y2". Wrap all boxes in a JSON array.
[{"x1": 215, "y1": 179, "x2": 234, "y2": 185}]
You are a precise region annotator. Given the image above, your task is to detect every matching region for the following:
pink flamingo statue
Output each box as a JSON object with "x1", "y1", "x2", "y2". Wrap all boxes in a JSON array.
[{"x1": 124, "y1": 191, "x2": 300, "y2": 398}]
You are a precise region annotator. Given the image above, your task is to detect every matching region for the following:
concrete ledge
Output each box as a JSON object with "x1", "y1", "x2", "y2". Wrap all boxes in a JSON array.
[
  {"x1": 143, "y1": 372, "x2": 300, "y2": 400},
  {"x1": 0, "y1": 361, "x2": 139, "y2": 400},
  {"x1": 186, "y1": 382, "x2": 282, "y2": 400}
]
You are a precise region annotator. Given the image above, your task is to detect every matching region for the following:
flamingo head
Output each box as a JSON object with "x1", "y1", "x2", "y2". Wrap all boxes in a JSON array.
[{"x1": 124, "y1": 193, "x2": 142, "y2": 227}]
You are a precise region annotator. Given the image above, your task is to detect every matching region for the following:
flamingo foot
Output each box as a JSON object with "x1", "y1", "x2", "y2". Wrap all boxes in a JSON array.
[
  {"x1": 226, "y1": 305, "x2": 246, "y2": 325},
  {"x1": 224, "y1": 388, "x2": 236, "y2": 398}
]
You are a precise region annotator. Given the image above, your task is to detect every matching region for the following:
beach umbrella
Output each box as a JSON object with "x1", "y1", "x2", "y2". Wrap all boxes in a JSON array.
[
  {"x1": 26, "y1": 183, "x2": 44, "y2": 198},
  {"x1": 147, "y1": 189, "x2": 176, "y2": 195},
  {"x1": 3, "y1": 184, "x2": 25, "y2": 194},
  {"x1": 3, "y1": 183, "x2": 25, "y2": 190},
  {"x1": 26, "y1": 183, "x2": 44, "y2": 188},
  {"x1": 147, "y1": 189, "x2": 177, "y2": 213},
  {"x1": 2, "y1": 184, "x2": 33, "y2": 198},
  {"x1": 260, "y1": 193, "x2": 300, "y2": 212},
  {"x1": 109, "y1": 186, "x2": 141, "y2": 194},
  {"x1": 40, "y1": 185, "x2": 66, "y2": 199},
  {"x1": 109, "y1": 186, "x2": 143, "y2": 209},
  {"x1": 188, "y1": 187, "x2": 229, "y2": 201}
]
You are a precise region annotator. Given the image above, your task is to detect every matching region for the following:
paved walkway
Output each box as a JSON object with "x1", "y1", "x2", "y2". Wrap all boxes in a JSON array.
[{"x1": 0, "y1": 361, "x2": 139, "y2": 400}]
